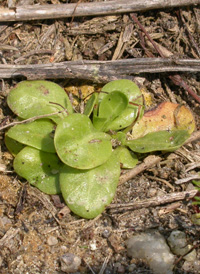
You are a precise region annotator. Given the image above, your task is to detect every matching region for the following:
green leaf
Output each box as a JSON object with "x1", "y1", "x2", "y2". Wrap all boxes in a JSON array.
[
  {"x1": 107, "y1": 106, "x2": 142, "y2": 131},
  {"x1": 126, "y1": 130, "x2": 190, "y2": 153},
  {"x1": 6, "y1": 119, "x2": 56, "y2": 153},
  {"x1": 54, "y1": 113, "x2": 112, "y2": 169},
  {"x1": 100, "y1": 79, "x2": 142, "y2": 104},
  {"x1": 93, "y1": 91, "x2": 128, "y2": 131},
  {"x1": 60, "y1": 154, "x2": 120, "y2": 219},
  {"x1": 84, "y1": 93, "x2": 98, "y2": 116},
  {"x1": 98, "y1": 80, "x2": 144, "y2": 130},
  {"x1": 99, "y1": 91, "x2": 128, "y2": 119},
  {"x1": 113, "y1": 146, "x2": 138, "y2": 169},
  {"x1": 5, "y1": 135, "x2": 25, "y2": 156},
  {"x1": 14, "y1": 146, "x2": 62, "y2": 194},
  {"x1": 7, "y1": 80, "x2": 73, "y2": 123}
]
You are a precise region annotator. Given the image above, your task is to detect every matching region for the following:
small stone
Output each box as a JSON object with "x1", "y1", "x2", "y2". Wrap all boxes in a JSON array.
[
  {"x1": 167, "y1": 230, "x2": 196, "y2": 262},
  {"x1": 102, "y1": 229, "x2": 111, "y2": 238},
  {"x1": 47, "y1": 235, "x2": 58, "y2": 246},
  {"x1": 115, "y1": 262, "x2": 125, "y2": 273},
  {"x1": 60, "y1": 253, "x2": 81, "y2": 273},
  {"x1": 183, "y1": 246, "x2": 196, "y2": 262},
  {"x1": 128, "y1": 263, "x2": 136, "y2": 272},
  {"x1": 126, "y1": 230, "x2": 175, "y2": 274}
]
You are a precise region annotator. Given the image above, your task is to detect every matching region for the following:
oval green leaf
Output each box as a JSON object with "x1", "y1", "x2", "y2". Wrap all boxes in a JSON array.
[
  {"x1": 54, "y1": 113, "x2": 112, "y2": 169},
  {"x1": 6, "y1": 119, "x2": 56, "y2": 153},
  {"x1": 93, "y1": 91, "x2": 129, "y2": 131},
  {"x1": 7, "y1": 80, "x2": 73, "y2": 123},
  {"x1": 99, "y1": 80, "x2": 144, "y2": 130},
  {"x1": 113, "y1": 146, "x2": 138, "y2": 169},
  {"x1": 101, "y1": 79, "x2": 142, "y2": 104},
  {"x1": 14, "y1": 146, "x2": 63, "y2": 194},
  {"x1": 126, "y1": 130, "x2": 190, "y2": 153},
  {"x1": 98, "y1": 91, "x2": 128, "y2": 119},
  {"x1": 60, "y1": 154, "x2": 120, "y2": 219}
]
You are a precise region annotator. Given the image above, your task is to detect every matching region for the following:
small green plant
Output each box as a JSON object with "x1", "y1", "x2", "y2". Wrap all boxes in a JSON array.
[{"x1": 4, "y1": 80, "x2": 194, "y2": 219}]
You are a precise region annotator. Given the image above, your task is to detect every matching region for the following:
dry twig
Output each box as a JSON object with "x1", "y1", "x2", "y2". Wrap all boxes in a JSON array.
[
  {"x1": 108, "y1": 189, "x2": 198, "y2": 213},
  {"x1": 0, "y1": 0, "x2": 199, "y2": 22},
  {"x1": 119, "y1": 155, "x2": 162, "y2": 185},
  {"x1": 0, "y1": 58, "x2": 200, "y2": 82},
  {"x1": 0, "y1": 110, "x2": 65, "y2": 131}
]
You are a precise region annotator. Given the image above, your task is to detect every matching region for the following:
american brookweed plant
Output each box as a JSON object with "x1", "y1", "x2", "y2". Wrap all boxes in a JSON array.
[{"x1": 5, "y1": 80, "x2": 195, "y2": 219}]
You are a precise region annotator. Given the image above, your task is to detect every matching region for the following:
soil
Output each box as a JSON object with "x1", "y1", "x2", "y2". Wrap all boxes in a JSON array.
[{"x1": 0, "y1": 1, "x2": 200, "y2": 273}]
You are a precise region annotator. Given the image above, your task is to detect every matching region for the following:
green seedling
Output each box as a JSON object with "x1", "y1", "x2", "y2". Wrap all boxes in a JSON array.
[{"x1": 4, "y1": 79, "x2": 195, "y2": 219}]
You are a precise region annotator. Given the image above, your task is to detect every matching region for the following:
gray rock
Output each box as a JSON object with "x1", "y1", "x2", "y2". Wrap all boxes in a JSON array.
[
  {"x1": 126, "y1": 230, "x2": 175, "y2": 274},
  {"x1": 60, "y1": 253, "x2": 81, "y2": 273},
  {"x1": 167, "y1": 230, "x2": 196, "y2": 262}
]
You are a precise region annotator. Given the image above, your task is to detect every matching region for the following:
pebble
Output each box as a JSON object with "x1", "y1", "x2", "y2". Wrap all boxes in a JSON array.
[
  {"x1": 60, "y1": 253, "x2": 81, "y2": 273},
  {"x1": 102, "y1": 229, "x2": 111, "y2": 238},
  {"x1": 115, "y1": 262, "x2": 125, "y2": 273},
  {"x1": 167, "y1": 230, "x2": 196, "y2": 262},
  {"x1": 128, "y1": 263, "x2": 136, "y2": 272},
  {"x1": 47, "y1": 235, "x2": 58, "y2": 246},
  {"x1": 126, "y1": 230, "x2": 174, "y2": 274}
]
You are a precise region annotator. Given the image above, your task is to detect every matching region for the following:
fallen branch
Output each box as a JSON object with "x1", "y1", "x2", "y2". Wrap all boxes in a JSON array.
[
  {"x1": 119, "y1": 155, "x2": 162, "y2": 185},
  {"x1": 1, "y1": 0, "x2": 199, "y2": 22},
  {"x1": 108, "y1": 189, "x2": 198, "y2": 213},
  {"x1": 1, "y1": 58, "x2": 200, "y2": 82}
]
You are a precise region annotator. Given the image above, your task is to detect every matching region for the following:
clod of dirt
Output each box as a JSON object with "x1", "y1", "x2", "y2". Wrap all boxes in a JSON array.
[
  {"x1": 60, "y1": 253, "x2": 81, "y2": 273},
  {"x1": 126, "y1": 230, "x2": 175, "y2": 274}
]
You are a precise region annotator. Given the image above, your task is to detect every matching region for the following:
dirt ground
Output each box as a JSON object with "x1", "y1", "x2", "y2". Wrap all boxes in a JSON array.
[{"x1": 0, "y1": 1, "x2": 200, "y2": 273}]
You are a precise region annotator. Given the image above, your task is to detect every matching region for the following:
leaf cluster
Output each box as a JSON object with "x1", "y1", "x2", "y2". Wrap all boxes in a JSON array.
[{"x1": 5, "y1": 80, "x2": 194, "y2": 218}]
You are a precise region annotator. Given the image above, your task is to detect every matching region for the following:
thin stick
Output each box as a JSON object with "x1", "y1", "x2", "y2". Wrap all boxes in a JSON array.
[
  {"x1": 131, "y1": 13, "x2": 165, "y2": 58},
  {"x1": 108, "y1": 189, "x2": 198, "y2": 213},
  {"x1": 0, "y1": 111, "x2": 63, "y2": 131},
  {"x1": 1, "y1": 0, "x2": 199, "y2": 22},
  {"x1": 1, "y1": 58, "x2": 200, "y2": 82},
  {"x1": 119, "y1": 155, "x2": 162, "y2": 185}
]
